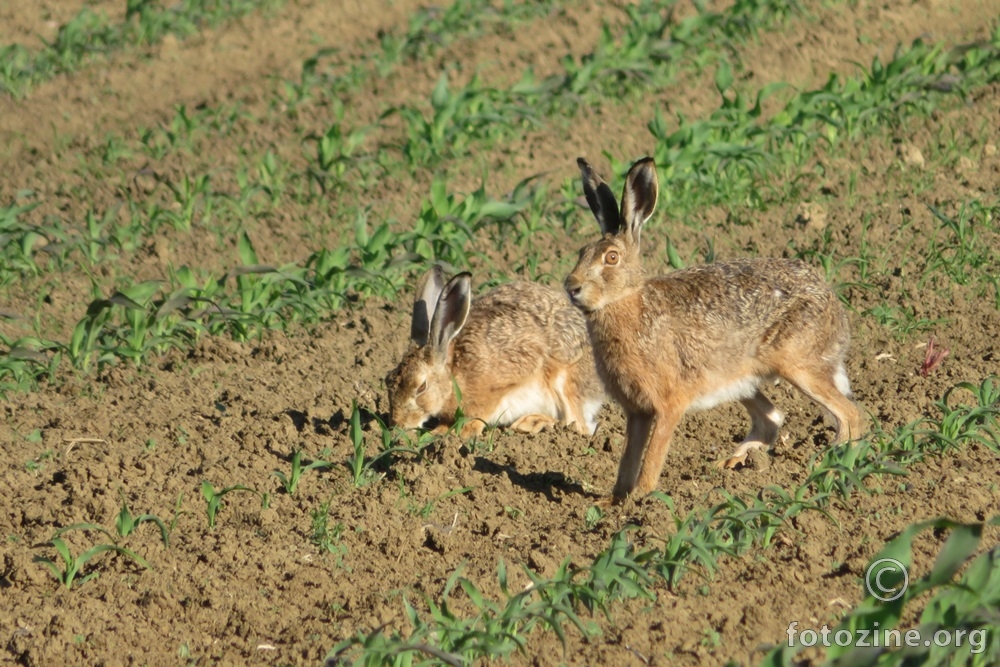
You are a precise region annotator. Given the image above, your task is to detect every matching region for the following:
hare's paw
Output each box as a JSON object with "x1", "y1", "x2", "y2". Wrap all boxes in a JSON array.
[
  {"x1": 595, "y1": 495, "x2": 625, "y2": 509},
  {"x1": 717, "y1": 440, "x2": 768, "y2": 469},
  {"x1": 510, "y1": 413, "x2": 559, "y2": 434},
  {"x1": 457, "y1": 420, "x2": 487, "y2": 439},
  {"x1": 718, "y1": 453, "x2": 747, "y2": 470}
]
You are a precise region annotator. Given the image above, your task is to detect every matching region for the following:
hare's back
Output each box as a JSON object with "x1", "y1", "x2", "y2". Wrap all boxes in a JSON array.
[
  {"x1": 644, "y1": 258, "x2": 839, "y2": 335},
  {"x1": 458, "y1": 281, "x2": 587, "y2": 373}
]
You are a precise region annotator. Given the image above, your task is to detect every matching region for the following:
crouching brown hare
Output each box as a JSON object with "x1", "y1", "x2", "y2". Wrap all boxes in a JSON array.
[
  {"x1": 565, "y1": 157, "x2": 863, "y2": 503},
  {"x1": 386, "y1": 265, "x2": 606, "y2": 438}
]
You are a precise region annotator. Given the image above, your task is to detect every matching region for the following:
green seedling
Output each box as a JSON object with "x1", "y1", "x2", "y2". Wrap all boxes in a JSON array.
[
  {"x1": 306, "y1": 103, "x2": 369, "y2": 193},
  {"x1": 201, "y1": 481, "x2": 263, "y2": 529},
  {"x1": 863, "y1": 303, "x2": 945, "y2": 340},
  {"x1": 584, "y1": 505, "x2": 604, "y2": 531},
  {"x1": 115, "y1": 499, "x2": 170, "y2": 547},
  {"x1": 391, "y1": 71, "x2": 540, "y2": 169},
  {"x1": 925, "y1": 377, "x2": 1000, "y2": 455},
  {"x1": 160, "y1": 173, "x2": 213, "y2": 231},
  {"x1": 345, "y1": 401, "x2": 425, "y2": 488},
  {"x1": 804, "y1": 438, "x2": 906, "y2": 498},
  {"x1": 919, "y1": 202, "x2": 1000, "y2": 304},
  {"x1": 310, "y1": 497, "x2": 348, "y2": 564},
  {"x1": 382, "y1": 0, "x2": 558, "y2": 65},
  {"x1": 1, "y1": 334, "x2": 61, "y2": 397},
  {"x1": 24, "y1": 448, "x2": 55, "y2": 473},
  {"x1": 272, "y1": 450, "x2": 331, "y2": 495},
  {"x1": 0, "y1": 199, "x2": 46, "y2": 283},
  {"x1": 169, "y1": 492, "x2": 188, "y2": 533},
  {"x1": 256, "y1": 149, "x2": 286, "y2": 206},
  {"x1": 36, "y1": 523, "x2": 152, "y2": 589},
  {"x1": 414, "y1": 487, "x2": 473, "y2": 519},
  {"x1": 347, "y1": 400, "x2": 369, "y2": 487},
  {"x1": 81, "y1": 206, "x2": 119, "y2": 265},
  {"x1": 400, "y1": 175, "x2": 527, "y2": 266}
]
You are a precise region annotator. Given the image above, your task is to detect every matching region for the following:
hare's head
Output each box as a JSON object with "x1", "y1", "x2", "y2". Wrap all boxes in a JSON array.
[
  {"x1": 565, "y1": 157, "x2": 658, "y2": 312},
  {"x1": 385, "y1": 267, "x2": 471, "y2": 430}
]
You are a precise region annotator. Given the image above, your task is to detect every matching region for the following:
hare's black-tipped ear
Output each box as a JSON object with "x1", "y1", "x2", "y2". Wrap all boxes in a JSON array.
[
  {"x1": 577, "y1": 158, "x2": 621, "y2": 236},
  {"x1": 620, "y1": 157, "x2": 658, "y2": 249},
  {"x1": 411, "y1": 265, "x2": 446, "y2": 346},
  {"x1": 428, "y1": 272, "x2": 472, "y2": 360}
]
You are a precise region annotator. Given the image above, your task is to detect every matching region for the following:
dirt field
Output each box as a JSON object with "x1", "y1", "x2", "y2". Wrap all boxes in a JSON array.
[{"x1": 2, "y1": 1, "x2": 999, "y2": 665}]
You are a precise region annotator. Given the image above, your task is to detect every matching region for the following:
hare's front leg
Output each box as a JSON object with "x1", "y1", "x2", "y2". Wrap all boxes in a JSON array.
[
  {"x1": 611, "y1": 413, "x2": 653, "y2": 502},
  {"x1": 632, "y1": 406, "x2": 685, "y2": 498}
]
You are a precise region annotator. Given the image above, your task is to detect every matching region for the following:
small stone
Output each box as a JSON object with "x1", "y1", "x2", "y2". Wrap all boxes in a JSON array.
[
  {"x1": 747, "y1": 446, "x2": 771, "y2": 470},
  {"x1": 984, "y1": 144, "x2": 997, "y2": 157},
  {"x1": 956, "y1": 156, "x2": 975, "y2": 174},
  {"x1": 160, "y1": 33, "x2": 179, "y2": 56},
  {"x1": 899, "y1": 144, "x2": 925, "y2": 169},
  {"x1": 528, "y1": 549, "x2": 554, "y2": 575},
  {"x1": 151, "y1": 237, "x2": 171, "y2": 266},
  {"x1": 794, "y1": 202, "x2": 827, "y2": 230}
]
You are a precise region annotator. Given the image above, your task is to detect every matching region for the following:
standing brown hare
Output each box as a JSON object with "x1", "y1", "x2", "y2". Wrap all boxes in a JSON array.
[
  {"x1": 565, "y1": 157, "x2": 863, "y2": 503},
  {"x1": 386, "y1": 265, "x2": 606, "y2": 438}
]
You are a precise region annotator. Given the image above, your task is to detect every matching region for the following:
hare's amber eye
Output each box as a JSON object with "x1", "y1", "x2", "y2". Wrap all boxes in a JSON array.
[
  {"x1": 605, "y1": 250, "x2": 620, "y2": 265},
  {"x1": 416, "y1": 380, "x2": 428, "y2": 396}
]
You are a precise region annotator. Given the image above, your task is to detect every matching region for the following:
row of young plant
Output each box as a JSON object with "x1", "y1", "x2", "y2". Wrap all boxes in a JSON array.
[
  {"x1": 112, "y1": 3, "x2": 1000, "y2": 284},
  {"x1": 3, "y1": 36, "x2": 999, "y2": 396},
  {"x1": 0, "y1": 0, "x2": 814, "y2": 291},
  {"x1": 0, "y1": 1, "x2": 565, "y2": 290},
  {"x1": 1, "y1": 0, "x2": 540, "y2": 284},
  {"x1": 325, "y1": 376, "x2": 1000, "y2": 665},
  {"x1": 377, "y1": 0, "x2": 809, "y2": 171},
  {"x1": 0, "y1": 179, "x2": 531, "y2": 396},
  {"x1": 5, "y1": 190, "x2": 991, "y2": 399},
  {"x1": 0, "y1": 0, "x2": 283, "y2": 99},
  {"x1": 9, "y1": 0, "x2": 989, "y2": 296},
  {"x1": 639, "y1": 25, "x2": 1000, "y2": 217},
  {"x1": 30, "y1": 376, "x2": 998, "y2": 595}
]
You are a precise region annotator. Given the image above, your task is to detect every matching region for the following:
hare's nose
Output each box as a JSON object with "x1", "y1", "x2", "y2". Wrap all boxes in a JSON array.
[{"x1": 566, "y1": 284, "x2": 582, "y2": 303}]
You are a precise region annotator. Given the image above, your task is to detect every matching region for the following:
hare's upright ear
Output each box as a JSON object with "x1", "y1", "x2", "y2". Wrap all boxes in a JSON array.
[
  {"x1": 619, "y1": 157, "x2": 658, "y2": 249},
  {"x1": 428, "y1": 272, "x2": 472, "y2": 360},
  {"x1": 411, "y1": 265, "x2": 447, "y2": 346},
  {"x1": 577, "y1": 158, "x2": 622, "y2": 236}
]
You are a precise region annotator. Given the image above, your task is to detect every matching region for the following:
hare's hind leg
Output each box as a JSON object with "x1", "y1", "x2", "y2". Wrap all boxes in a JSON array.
[
  {"x1": 781, "y1": 361, "x2": 862, "y2": 444},
  {"x1": 510, "y1": 413, "x2": 560, "y2": 434},
  {"x1": 719, "y1": 390, "x2": 783, "y2": 469},
  {"x1": 550, "y1": 368, "x2": 596, "y2": 435}
]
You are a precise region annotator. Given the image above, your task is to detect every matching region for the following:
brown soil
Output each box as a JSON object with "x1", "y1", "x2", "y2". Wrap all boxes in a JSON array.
[{"x1": 2, "y1": 1, "x2": 999, "y2": 666}]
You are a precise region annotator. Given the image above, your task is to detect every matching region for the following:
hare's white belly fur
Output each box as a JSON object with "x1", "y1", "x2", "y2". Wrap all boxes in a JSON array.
[
  {"x1": 487, "y1": 370, "x2": 600, "y2": 433},
  {"x1": 688, "y1": 376, "x2": 762, "y2": 411},
  {"x1": 488, "y1": 379, "x2": 558, "y2": 425}
]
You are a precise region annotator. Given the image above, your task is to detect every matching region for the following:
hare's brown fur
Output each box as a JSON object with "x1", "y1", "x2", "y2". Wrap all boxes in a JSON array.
[
  {"x1": 565, "y1": 158, "x2": 863, "y2": 502},
  {"x1": 387, "y1": 271, "x2": 605, "y2": 438}
]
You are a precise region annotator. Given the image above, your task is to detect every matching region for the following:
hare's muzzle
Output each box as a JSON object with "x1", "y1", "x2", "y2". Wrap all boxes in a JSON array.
[{"x1": 564, "y1": 278, "x2": 583, "y2": 307}]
